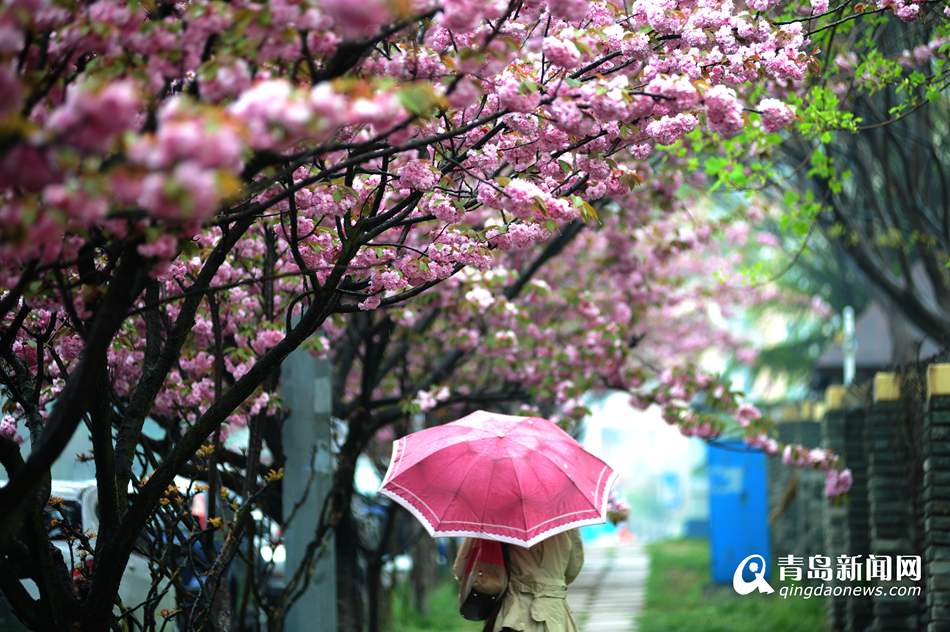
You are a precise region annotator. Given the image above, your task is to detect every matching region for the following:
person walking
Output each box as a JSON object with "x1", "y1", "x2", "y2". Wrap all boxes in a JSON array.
[
  {"x1": 455, "y1": 529, "x2": 584, "y2": 632},
  {"x1": 378, "y1": 411, "x2": 612, "y2": 631}
]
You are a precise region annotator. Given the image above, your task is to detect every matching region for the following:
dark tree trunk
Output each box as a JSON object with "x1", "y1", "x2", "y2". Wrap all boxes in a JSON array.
[
  {"x1": 366, "y1": 560, "x2": 385, "y2": 632},
  {"x1": 337, "y1": 511, "x2": 365, "y2": 632},
  {"x1": 410, "y1": 536, "x2": 438, "y2": 615}
]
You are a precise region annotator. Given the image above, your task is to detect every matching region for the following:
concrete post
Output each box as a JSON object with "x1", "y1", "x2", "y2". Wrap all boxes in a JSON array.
[
  {"x1": 924, "y1": 364, "x2": 950, "y2": 632},
  {"x1": 281, "y1": 349, "x2": 337, "y2": 632},
  {"x1": 842, "y1": 388, "x2": 872, "y2": 632},
  {"x1": 823, "y1": 386, "x2": 849, "y2": 631},
  {"x1": 867, "y1": 373, "x2": 916, "y2": 631},
  {"x1": 770, "y1": 404, "x2": 826, "y2": 563}
]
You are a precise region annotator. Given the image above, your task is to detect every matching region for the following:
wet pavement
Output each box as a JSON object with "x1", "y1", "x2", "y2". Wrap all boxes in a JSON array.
[{"x1": 568, "y1": 540, "x2": 650, "y2": 632}]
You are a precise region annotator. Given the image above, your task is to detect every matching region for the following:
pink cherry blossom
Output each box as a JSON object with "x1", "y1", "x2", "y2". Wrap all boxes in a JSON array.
[
  {"x1": 704, "y1": 85, "x2": 744, "y2": 137},
  {"x1": 47, "y1": 80, "x2": 140, "y2": 151},
  {"x1": 320, "y1": 0, "x2": 390, "y2": 40},
  {"x1": 758, "y1": 98, "x2": 796, "y2": 132},
  {"x1": 398, "y1": 159, "x2": 439, "y2": 191},
  {"x1": 646, "y1": 113, "x2": 699, "y2": 145},
  {"x1": 543, "y1": 37, "x2": 583, "y2": 69},
  {"x1": 736, "y1": 402, "x2": 762, "y2": 426},
  {"x1": 825, "y1": 468, "x2": 853, "y2": 497}
]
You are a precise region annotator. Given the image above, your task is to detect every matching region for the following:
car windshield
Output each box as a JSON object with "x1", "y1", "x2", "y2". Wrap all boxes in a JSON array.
[{"x1": 44, "y1": 500, "x2": 82, "y2": 539}]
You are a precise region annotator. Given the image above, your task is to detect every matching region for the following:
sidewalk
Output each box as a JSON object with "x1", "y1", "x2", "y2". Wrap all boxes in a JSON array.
[{"x1": 568, "y1": 540, "x2": 650, "y2": 631}]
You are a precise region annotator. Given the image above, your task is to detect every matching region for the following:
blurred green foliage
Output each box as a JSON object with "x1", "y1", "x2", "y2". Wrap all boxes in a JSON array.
[{"x1": 390, "y1": 577, "x2": 482, "y2": 632}]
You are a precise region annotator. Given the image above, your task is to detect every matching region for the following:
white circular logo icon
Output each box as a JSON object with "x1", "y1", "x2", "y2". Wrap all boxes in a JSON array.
[{"x1": 732, "y1": 554, "x2": 775, "y2": 595}]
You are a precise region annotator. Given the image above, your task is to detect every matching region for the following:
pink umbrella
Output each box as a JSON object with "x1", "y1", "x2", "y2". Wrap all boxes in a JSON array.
[{"x1": 378, "y1": 410, "x2": 618, "y2": 547}]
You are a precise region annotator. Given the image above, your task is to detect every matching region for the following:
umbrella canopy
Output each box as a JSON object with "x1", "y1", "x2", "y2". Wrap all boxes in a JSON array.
[{"x1": 378, "y1": 410, "x2": 618, "y2": 547}]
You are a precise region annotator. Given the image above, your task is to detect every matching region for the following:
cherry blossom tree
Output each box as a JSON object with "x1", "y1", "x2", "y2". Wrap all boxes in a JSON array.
[
  {"x1": 785, "y1": 18, "x2": 950, "y2": 347},
  {"x1": 0, "y1": 0, "x2": 935, "y2": 629},
  {"x1": 329, "y1": 186, "x2": 846, "y2": 628},
  {"x1": 697, "y1": 3, "x2": 950, "y2": 349}
]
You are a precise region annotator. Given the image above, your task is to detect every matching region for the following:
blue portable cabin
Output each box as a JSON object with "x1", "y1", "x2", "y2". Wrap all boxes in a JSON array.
[{"x1": 707, "y1": 440, "x2": 770, "y2": 584}]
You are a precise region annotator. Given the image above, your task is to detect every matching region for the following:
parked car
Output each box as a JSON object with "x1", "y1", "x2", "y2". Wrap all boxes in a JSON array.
[
  {"x1": 10, "y1": 480, "x2": 179, "y2": 631},
  {"x1": 182, "y1": 489, "x2": 285, "y2": 627},
  {"x1": 248, "y1": 508, "x2": 285, "y2": 601},
  {"x1": 0, "y1": 478, "x2": 287, "y2": 630}
]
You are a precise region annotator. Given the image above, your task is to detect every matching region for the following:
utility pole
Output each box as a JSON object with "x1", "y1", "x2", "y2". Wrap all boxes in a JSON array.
[
  {"x1": 843, "y1": 306, "x2": 856, "y2": 386},
  {"x1": 281, "y1": 349, "x2": 337, "y2": 631}
]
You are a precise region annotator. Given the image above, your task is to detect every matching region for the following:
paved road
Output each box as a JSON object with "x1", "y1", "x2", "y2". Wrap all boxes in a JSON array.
[{"x1": 568, "y1": 540, "x2": 649, "y2": 632}]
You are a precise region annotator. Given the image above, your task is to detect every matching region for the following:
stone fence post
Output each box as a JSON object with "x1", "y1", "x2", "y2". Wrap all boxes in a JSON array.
[
  {"x1": 924, "y1": 364, "x2": 950, "y2": 632},
  {"x1": 823, "y1": 385, "x2": 849, "y2": 631},
  {"x1": 867, "y1": 372, "x2": 917, "y2": 631},
  {"x1": 769, "y1": 404, "x2": 825, "y2": 562},
  {"x1": 842, "y1": 387, "x2": 872, "y2": 632},
  {"x1": 770, "y1": 405, "x2": 799, "y2": 563},
  {"x1": 799, "y1": 405, "x2": 826, "y2": 560}
]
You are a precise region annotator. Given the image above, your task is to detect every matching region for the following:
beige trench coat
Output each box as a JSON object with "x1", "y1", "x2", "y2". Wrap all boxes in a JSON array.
[{"x1": 455, "y1": 530, "x2": 584, "y2": 632}]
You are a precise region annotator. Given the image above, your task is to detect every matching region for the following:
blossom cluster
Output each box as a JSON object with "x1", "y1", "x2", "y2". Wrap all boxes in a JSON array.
[{"x1": 0, "y1": 0, "x2": 923, "y2": 509}]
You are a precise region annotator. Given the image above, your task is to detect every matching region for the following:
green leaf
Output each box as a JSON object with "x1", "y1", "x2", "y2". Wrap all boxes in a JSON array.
[
  {"x1": 397, "y1": 83, "x2": 445, "y2": 117},
  {"x1": 572, "y1": 195, "x2": 601, "y2": 224}
]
